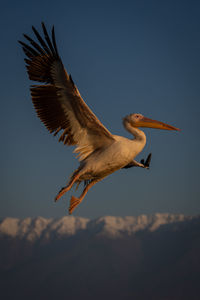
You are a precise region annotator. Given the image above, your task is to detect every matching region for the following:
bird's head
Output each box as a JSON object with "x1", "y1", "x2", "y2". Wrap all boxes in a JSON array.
[{"x1": 124, "y1": 113, "x2": 180, "y2": 131}]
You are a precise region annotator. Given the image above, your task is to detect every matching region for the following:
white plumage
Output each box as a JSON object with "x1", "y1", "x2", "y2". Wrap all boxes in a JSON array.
[{"x1": 19, "y1": 23, "x2": 179, "y2": 214}]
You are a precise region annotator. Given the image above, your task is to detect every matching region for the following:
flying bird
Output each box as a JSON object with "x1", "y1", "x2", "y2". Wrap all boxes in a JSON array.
[{"x1": 19, "y1": 23, "x2": 180, "y2": 214}]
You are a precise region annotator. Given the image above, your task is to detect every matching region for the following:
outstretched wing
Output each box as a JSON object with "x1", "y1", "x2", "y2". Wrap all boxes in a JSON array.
[{"x1": 19, "y1": 23, "x2": 115, "y2": 160}]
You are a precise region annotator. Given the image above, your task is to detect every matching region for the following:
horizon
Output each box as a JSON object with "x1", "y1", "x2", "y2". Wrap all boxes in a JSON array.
[
  {"x1": 1, "y1": 213, "x2": 199, "y2": 239},
  {"x1": 1, "y1": 211, "x2": 199, "y2": 220}
]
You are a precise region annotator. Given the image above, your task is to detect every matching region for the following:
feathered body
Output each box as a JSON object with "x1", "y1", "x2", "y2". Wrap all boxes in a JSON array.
[{"x1": 78, "y1": 133, "x2": 146, "y2": 181}]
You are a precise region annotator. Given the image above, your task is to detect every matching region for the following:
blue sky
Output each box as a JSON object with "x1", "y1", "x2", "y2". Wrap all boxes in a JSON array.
[{"x1": 1, "y1": 0, "x2": 200, "y2": 218}]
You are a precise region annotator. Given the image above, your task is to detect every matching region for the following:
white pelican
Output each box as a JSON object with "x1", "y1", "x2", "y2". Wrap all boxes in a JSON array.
[{"x1": 19, "y1": 23, "x2": 180, "y2": 214}]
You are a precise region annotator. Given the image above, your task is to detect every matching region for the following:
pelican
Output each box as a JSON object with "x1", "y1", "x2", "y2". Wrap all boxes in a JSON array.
[{"x1": 19, "y1": 23, "x2": 180, "y2": 214}]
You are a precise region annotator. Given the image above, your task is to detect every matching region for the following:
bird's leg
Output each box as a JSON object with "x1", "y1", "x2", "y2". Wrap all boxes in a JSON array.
[
  {"x1": 69, "y1": 179, "x2": 100, "y2": 214},
  {"x1": 55, "y1": 170, "x2": 81, "y2": 202}
]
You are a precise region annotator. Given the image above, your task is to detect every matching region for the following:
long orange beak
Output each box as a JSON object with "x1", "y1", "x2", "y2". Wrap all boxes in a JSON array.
[{"x1": 135, "y1": 116, "x2": 180, "y2": 131}]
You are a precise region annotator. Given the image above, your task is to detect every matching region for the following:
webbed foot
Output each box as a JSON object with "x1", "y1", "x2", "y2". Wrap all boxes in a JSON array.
[
  {"x1": 69, "y1": 196, "x2": 80, "y2": 214},
  {"x1": 55, "y1": 186, "x2": 69, "y2": 202},
  {"x1": 140, "y1": 153, "x2": 152, "y2": 169}
]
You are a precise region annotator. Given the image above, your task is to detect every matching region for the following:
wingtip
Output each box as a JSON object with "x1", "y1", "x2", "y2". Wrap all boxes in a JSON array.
[
  {"x1": 31, "y1": 25, "x2": 38, "y2": 36},
  {"x1": 69, "y1": 74, "x2": 75, "y2": 86},
  {"x1": 52, "y1": 25, "x2": 55, "y2": 38},
  {"x1": 41, "y1": 21, "x2": 46, "y2": 30}
]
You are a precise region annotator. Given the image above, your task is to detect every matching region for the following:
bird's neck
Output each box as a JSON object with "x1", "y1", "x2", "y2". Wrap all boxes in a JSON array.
[{"x1": 123, "y1": 120, "x2": 146, "y2": 143}]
